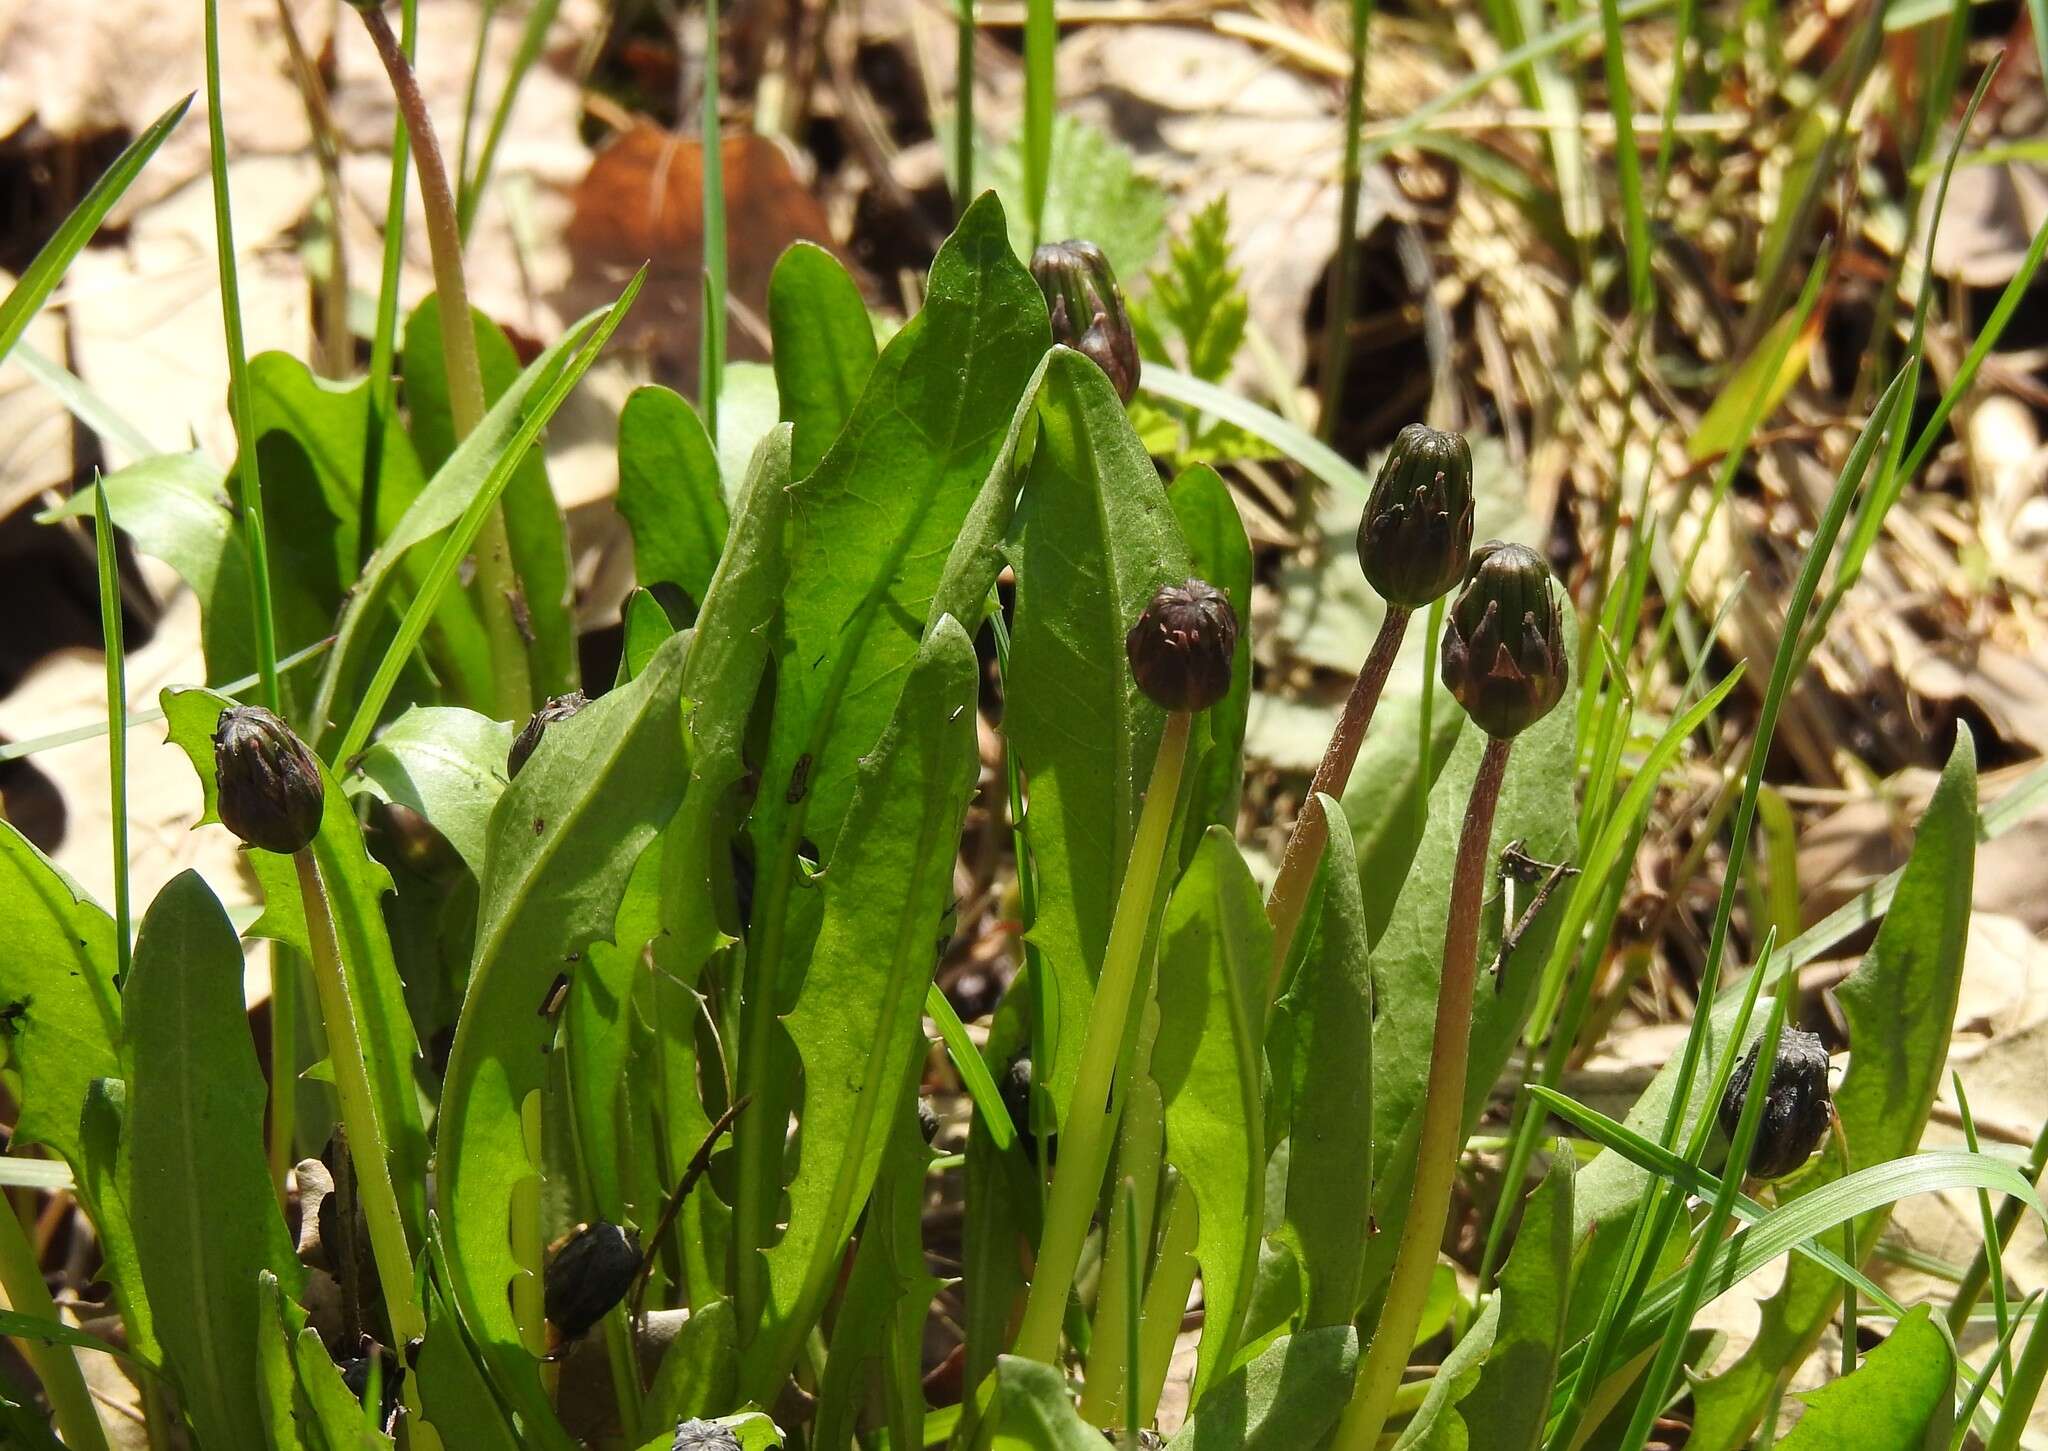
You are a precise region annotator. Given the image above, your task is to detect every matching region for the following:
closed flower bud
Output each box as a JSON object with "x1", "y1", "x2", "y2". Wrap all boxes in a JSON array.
[
  {"x1": 508, "y1": 691, "x2": 589, "y2": 779},
  {"x1": 672, "y1": 1420, "x2": 743, "y2": 1451},
  {"x1": 1126, "y1": 579, "x2": 1238, "y2": 714},
  {"x1": 1439, "y1": 542, "x2": 1568, "y2": 739},
  {"x1": 213, "y1": 705, "x2": 325, "y2": 855},
  {"x1": 1031, "y1": 239, "x2": 1140, "y2": 404},
  {"x1": 1719, "y1": 1026, "x2": 1833, "y2": 1181},
  {"x1": 1357, "y1": 424, "x2": 1475, "y2": 607},
  {"x1": 544, "y1": 1220, "x2": 640, "y2": 1342}
]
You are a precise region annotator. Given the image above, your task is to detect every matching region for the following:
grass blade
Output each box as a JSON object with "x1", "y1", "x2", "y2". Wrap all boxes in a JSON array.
[
  {"x1": 459, "y1": 0, "x2": 562, "y2": 240},
  {"x1": 92, "y1": 484, "x2": 129, "y2": 988},
  {"x1": 334, "y1": 273, "x2": 643, "y2": 763},
  {"x1": 1955, "y1": 1075, "x2": 2015, "y2": 1390},
  {"x1": 955, "y1": 0, "x2": 976, "y2": 211},
  {"x1": 0, "y1": 94, "x2": 190, "y2": 367},
  {"x1": 701, "y1": 0, "x2": 726, "y2": 441},
  {"x1": 926, "y1": 983, "x2": 1018, "y2": 1151},
  {"x1": 1021, "y1": 0, "x2": 1056, "y2": 246},
  {"x1": 362, "y1": 0, "x2": 419, "y2": 569},
  {"x1": 205, "y1": 0, "x2": 281, "y2": 715},
  {"x1": 1598, "y1": 0, "x2": 1649, "y2": 309}
]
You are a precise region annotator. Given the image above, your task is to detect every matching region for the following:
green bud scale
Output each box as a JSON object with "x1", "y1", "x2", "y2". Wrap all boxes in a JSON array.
[
  {"x1": 1030, "y1": 239, "x2": 1141, "y2": 405},
  {"x1": 1719, "y1": 1026, "x2": 1833, "y2": 1181},
  {"x1": 1439, "y1": 541, "x2": 1568, "y2": 739},
  {"x1": 1357, "y1": 424, "x2": 1475, "y2": 607},
  {"x1": 213, "y1": 705, "x2": 325, "y2": 855},
  {"x1": 1125, "y1": 578, "x2": 1239, "y2": 714}
]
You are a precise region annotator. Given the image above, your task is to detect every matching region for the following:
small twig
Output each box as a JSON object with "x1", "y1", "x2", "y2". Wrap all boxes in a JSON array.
[
  {"x1": 629, "y1": 1094, "x2": 752, "y2": 1324},
  {"x1": 1490, "y1": 841, "x2": 1578, "y2": 990}
]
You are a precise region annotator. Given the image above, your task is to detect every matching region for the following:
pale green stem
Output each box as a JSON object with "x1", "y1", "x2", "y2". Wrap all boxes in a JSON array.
[
  {"x1": 1332, "y1": 735, "x2": 1512, "y2": 1451},
  {"x1": 292, "y1": 851, "x2": 425, "y2": 1350},
  {"x1": 1264, "y1": 607, "x2": 1409, "y2": 1003},
  {"x1": 0, "y1": 1193, "x2": 110, "y2": 1451},
  {"x1": 1013, "y1": 711, "x2": 1191, "y2": 1363},
  {"x1": 357, "y1": 1, "x2": 532, "y2": 722}
]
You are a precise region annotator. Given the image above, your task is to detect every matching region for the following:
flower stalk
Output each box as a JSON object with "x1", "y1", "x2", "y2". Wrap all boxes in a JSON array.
[
  {"x1": 1331, "y1": 733, "x2": 1511, "y2": 1451},
  {"x1": 1014, "y1": 580, "x2": 1235, "y2": 1364},
  {"x1": 355, "y1": 0, "x2": 532, "y2": 722}
]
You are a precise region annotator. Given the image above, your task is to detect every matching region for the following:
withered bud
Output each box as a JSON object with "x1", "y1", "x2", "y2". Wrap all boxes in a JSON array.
[
  {"x1": 1720, "y1": 1026, "x2": 1833, "y2": 1181},
  {"x1": 508, "y1": 691, "x2": 589, "y2": 779},
  {"x1": 1001, "y1": 1055, "x2": 1054, "y2": 1164},
  {"x1": 544, "y1": 1220, "x2": 640, "y2": 1342},
  {"x1": 1125, "y1": 578, "x2": 1238, "y2": 714},
  {"x1": 1439, "y1": 542, "x2": 1569, "y2": 739},
  {"x1": 1357, "y1": 424, "x2": 1475, "y2": 608},
  {"x1": 1031, "y1": 239, "x2": 1141, "y2": 404},
  {"x1": 338, "y1": 1336, "x2": 402, "y2": 1432},
  {"x1": 672, "y1": 1420, "x2": 743, "y2": 1451},
  {"x1": 917, "y1": 1097, "x2": 940, "y2": 1145},
  {"x1": 213, "y1": 705, "x2": 325, "y2": 855}
]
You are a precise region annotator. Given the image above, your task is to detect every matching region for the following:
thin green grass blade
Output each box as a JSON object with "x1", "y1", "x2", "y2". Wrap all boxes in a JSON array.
[
  {"x1": 1956, "y1": 1293, "x2": 2041, "y2": 1447},
  {"x1": 1615, "y1": 953, "x2": 1785, "y2": 1451},
  {"x1": 0, "y1": 637, "x2": 332, "y2": 767},
  {"x1": 0, "y1": 94, "x2": 190, "y2": 367},
  {"x1": 362, "y1": 0, "x2": 419, "y2": 570},
  {"x1": 1598, "y1": 0, "x2": 1649, "y2": 309},
  {"x1": 334, "y1": 272, "x2": 644, "y2": 763},
  {"x1": 205, "y1": 0, "x2": 281, "y2": 715},
  {"x1": 455, "y1": 0, "x2": 501, "y2": 235},
  {"x1": 460, "y1": 0, "x2": 563, "y2": 240},
  {"x1": 926, "y1": 982, "x2": 1018, "y2": 1151},
  {"x1": 92, "y1": 484, "x2": 129, "y2": 987},
  {"x1": 955, "y1": 0, "x2": 976, "y2": 211},
  {"x1": 0, "y1": 1202, "x2": 111, "y2": 1451},
  {"x1": 1955, "y1": 1074, "x2": 2015, "y2": 1390},
  {"x1": 1022, "y1": 0, "x2": 1056, "y2": 246},
  {"x1": 14, "y1": 341, "x2": 159, "y2": 464},
  {"x1": 701, "y1": 0, "x2": 726, "y2": 441},
  {"x1": 1142, "y1": 367, "x2": 1367, "y2": 494}
]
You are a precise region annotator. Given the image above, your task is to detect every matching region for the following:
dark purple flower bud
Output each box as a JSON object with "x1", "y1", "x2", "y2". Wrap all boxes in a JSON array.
[
  {"x1": 508, "y1": 691, "x2": 589, "y2": 779},
  {"x1": 1357, "y1": 424, "x2": 1475, "y2": 608},
  {"x1": 1720, "y1": 1026, "x2": 1833, "y2": 1181},
  {"x1": 1031, "y1": 239, "x2": 1141, "y2": 404},
  {"x1": 213, "y1": 705, "x2": 325, "y2": 855},
  {"x1": 1125, "y1": 579, "x2": 1238, "y2": 714},
  {"x1": 1439, "y1": 542, "x2": 1568, "y2": 739},
  {"x1": 544, "y1": 1219, "x2": 640, "y2": 1341}
]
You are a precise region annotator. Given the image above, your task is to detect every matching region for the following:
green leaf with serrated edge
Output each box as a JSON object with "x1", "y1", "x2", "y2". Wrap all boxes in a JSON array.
[
  {"x1": 985, "y1": 115, "x2": 1168, "y2": 281},
  {"x1": 1162, "y1": 1326, "x2": 1359, "y2": 1451},
  {"x1": 405, "y1": 295, "x2": 579, "y2": 699},
  {"x1": 1170, "y1": 466, "x2": 1252, "y2": 854},
  {"x1": 1668, "y1": 729, "x2": 1977, "y2": 1450},
  {"x1": 78, "y1": 1079, "x2": 156, "y2": 1363},
  {"x1": 296, "y1": 1321, "x2": 396, "y2": 1449},
  {"x1": 435, "y1": 630, "x2": 690, "y2": 1442},
  {"x1": 41, "y1": 453, "x2": 258, "y2": 684},
  {"x1": 1271, "y1": 796, "x2": 1373, "y2": 1329},
  {"x1": 566, "y1": 837, "x2": 663, "y2": 1225},
  {"x1": 417, "y1": 1222, "x2": 523, "y2": 1450},
  {"x1": 748, "y1": 617, "x2": 981, "y2": 1396},
  {"x1": 1354, "y1": 616, "x2": 1577, "y2": 1312},
  {"x1": 1003, "y1": 346, "x2": 1189, "y2": 1124},
  {"x1": 123, "y1": 871, "x2": 300, "y2": 1451},
  {"x1": 659, "y1": 425, "x2": 791, "y2": 988},
  {"x1": 982, "y1": 1355, "x2": 1106, "y2": 1450},
  {"x1": 752, "y1": 192, "x2": 1045, "y2": 869},
  {"x1": 0, "y1": 827, "x2": 156, "y2": 1359},
  {"x1": 645, "y1": 1297, "x2": 738, "y2": 1430},
  {"x1": 811, "y1": 1081, "x2": 942, "y2": 1451},
  {"x1": 769, "y1": 242, "x2": 879, "y2": 477},
  {"x1": 253, "y1": 1272, "x2": 299, "y2": 1451},
  {"x1": 618, "y1": 385, "x2": 730, "y2": 609},
  {"x1": 161, "y1": 688, "x2": 430, "y2": 1240},
  {"x1": 350, "y1": 706, "x2": 514, "y2": 881},
  {"x1": 1435, "y1": 1148, "x2": 1576, "y2": 1450},
  {"x1": 307, "y1": 304, "x2": 609, "y2": 744},
  {"x1": 1774, "y1": 1305, "x2": 1955, "y2": 1450},
  {"x1": 243, "y1": 349, "x2": 494, "y2": 718},
  {"x1": 0, "y1": 823, "x2": 120, "y2": 1188}
]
